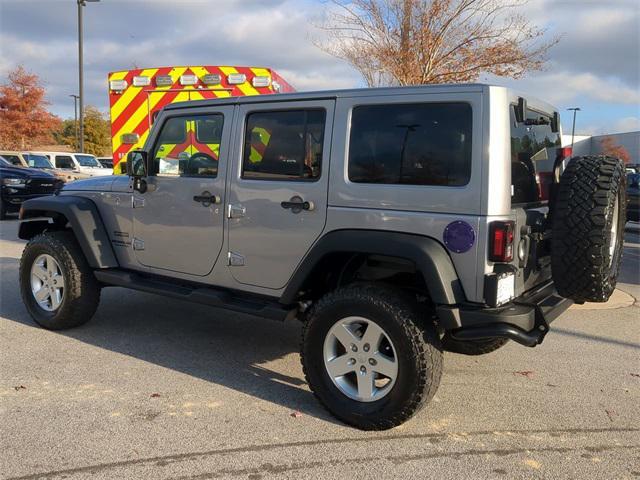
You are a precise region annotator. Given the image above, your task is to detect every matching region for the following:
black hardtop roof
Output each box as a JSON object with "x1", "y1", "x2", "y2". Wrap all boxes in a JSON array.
[{"x1": 165, "y1": 83, "x2": 492, "y2": 111}]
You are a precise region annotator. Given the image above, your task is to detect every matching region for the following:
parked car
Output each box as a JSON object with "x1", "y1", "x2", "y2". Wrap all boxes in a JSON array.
[
  {"x1": 0, "y1": 156, "x2": 61, "y2": 220},
  {"x1": 627, "y1": 173, "x2": 640, "y2": 222},
  {"x1": 0, "y1": 151, "x2": 75, "y2": 183},
  {"x1": 34, "y1": 152, "x2": 112, "y2": 178},
  {"x1": 97, "y1": 157, "x2": 114, "y2": 169},
  {"x1": 16, "y1": 84, "x2": 626, "y2": 430}
]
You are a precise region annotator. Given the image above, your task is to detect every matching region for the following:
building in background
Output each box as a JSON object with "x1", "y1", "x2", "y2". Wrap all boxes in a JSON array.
[{"x1": 563, "y1": 131, "x2": 639, "y2": 164}]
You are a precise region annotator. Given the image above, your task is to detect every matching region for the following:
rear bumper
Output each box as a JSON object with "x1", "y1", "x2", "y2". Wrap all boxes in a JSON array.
[{"x1": 439, "y1": 281, "x2": 572, "y2": 347}]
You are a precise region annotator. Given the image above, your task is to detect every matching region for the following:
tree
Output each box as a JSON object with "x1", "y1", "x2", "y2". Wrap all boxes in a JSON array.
[
  {"x1": 55, "y1": 106, "x2": 112, "y2": 156},
  {"x1": 316, "y1": 0, "x2": 559, "y2": 86},
  {"x1": 0, "y1": 66, "x2": 61, "y2": 149},
  {"x1": 599, "y1": 136, "x2": 631, "y2": 164}
]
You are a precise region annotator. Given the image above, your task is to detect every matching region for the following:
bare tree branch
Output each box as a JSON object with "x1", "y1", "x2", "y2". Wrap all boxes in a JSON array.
[{"x1": 314, "y1": 0, "x2": 559, "y2": 86}]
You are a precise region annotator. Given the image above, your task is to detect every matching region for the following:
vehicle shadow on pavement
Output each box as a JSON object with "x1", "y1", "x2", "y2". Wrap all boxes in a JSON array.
[{"x1": 0, "y1": 256, "x2": 342, "y2": 426}]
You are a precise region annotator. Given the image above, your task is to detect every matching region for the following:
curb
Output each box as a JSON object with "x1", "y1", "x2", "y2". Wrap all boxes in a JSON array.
[{"x1": 570, "y1": 289, "x2": 635, "y2": 311}]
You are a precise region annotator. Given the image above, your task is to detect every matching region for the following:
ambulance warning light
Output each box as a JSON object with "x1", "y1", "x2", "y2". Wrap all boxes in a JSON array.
[
  {"x1": 132, "y1": 76, "x2": 151, "y2": 87},
  {"x1": 180, "y1": 74, "x2": 198, "y2": 86},
  {"x1": 109, "y1": 79, "x2": 128, "y2": 92},
  {"x1": 252, "y1": 76, "x2": 271, "y2": 87},
  {"x1": 155, "y1": 75, "x2": 173, "y2": 87},
  {"x1": 227, "y1": 73, "x2": 246, "y2": 84},
  {"x1": 202, "y1": 74, "x2": 221, "y2": 85}
]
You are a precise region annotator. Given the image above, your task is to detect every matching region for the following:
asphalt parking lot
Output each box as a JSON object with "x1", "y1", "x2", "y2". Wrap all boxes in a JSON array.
[{"x1": 1, "y1": 219, "x2": 638, "y2": 480}]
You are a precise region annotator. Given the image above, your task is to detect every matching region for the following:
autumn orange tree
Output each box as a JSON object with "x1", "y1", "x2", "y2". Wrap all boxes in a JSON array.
[
  {"x1": 600, "y1": 136, "x2": 631, "y2": 164},
  {"x1": 316, "y1": 0, "x2": 559, "y2": 86},
  {"x1": 0, "y1": 66, "x2": 61, "y2": 150}
]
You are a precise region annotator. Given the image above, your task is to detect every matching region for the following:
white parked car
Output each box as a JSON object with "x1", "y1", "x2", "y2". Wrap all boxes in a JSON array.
[{"x1": 34, "y1": 152, "x2": 113, "y2": 178}]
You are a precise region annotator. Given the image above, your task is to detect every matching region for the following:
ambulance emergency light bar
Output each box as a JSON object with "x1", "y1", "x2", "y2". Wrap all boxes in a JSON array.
[{"x1": 109, "y1": 73, "x2": 273, "y2": 91}]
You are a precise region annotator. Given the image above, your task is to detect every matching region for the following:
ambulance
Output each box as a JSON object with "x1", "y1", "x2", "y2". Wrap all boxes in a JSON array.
[{"x1": 107, "y1": 66, "x2": 295, "y2": 173}]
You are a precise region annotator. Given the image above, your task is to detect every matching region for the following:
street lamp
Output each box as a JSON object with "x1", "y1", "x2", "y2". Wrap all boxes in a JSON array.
[
  {"x1": 77, "y1": 0, "x2": 100, "y2": 153},
  {"x1": 69, "y1": 94, "x2": 80, "y2": 148},
  {"x1": 567, "y1": 107, "x2": 581, "y2": 151}
]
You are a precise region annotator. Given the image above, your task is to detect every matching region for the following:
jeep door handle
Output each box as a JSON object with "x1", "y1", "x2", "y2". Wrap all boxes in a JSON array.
[
  {"x1": 281, "y1": 196, "x2": 314, "y2": 212},
  {"x1": 193, "y1": 192, "x2": 220, "y2": 205}
]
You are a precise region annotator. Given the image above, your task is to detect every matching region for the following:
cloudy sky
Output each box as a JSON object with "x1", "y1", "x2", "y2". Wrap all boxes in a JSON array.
[{"x1": 0, "y1": 0, "x2": 638, "y2": 135}]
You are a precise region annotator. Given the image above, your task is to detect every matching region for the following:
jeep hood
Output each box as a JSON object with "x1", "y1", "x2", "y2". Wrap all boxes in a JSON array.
[{"x1": 62, "y1": 175, "x2": 119, "y2": 192}]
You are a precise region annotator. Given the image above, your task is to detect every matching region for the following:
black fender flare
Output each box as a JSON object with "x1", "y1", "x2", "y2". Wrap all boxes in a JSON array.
[
  {"x1": 18, "y1": 195, "x2": 118, "y2": 269},
  {"x1": 280, "y1": 229, "x2": 466, "y2": 305}
]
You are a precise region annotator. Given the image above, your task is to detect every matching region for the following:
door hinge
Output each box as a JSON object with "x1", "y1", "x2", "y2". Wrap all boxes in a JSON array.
[
  {"x1": 132, "y1": 238, "x2": 145, "y2": 251},
  {"x1": 227, "y1": 204, "x2": 246, "y2": 218},
  {"x1": 228, "y1": 251, "x2": 245, "y2": 266}
]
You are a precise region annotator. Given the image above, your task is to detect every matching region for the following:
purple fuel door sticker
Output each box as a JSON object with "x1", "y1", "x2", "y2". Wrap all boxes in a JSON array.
[{"x1": 443, "y1": 221, "x2": 475, "y2": 254}]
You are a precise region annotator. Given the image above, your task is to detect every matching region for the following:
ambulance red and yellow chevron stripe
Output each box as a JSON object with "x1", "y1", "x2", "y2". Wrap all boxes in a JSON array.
[{"x1": 107, "y1": 65, "x2": 295, "y2": 167}]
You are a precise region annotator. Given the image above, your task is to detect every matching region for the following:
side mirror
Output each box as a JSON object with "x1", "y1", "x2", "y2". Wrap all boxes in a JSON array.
[
  {"x1": 126, "y1": 150, "x2": 149, "y2": 193},
  {"x1": 126, "y1": 150, "x2": 148, "y2": 177}
]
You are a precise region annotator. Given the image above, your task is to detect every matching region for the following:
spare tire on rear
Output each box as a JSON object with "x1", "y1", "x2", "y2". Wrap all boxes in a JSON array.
[{"x1": 551, "y1": 155, "x2": 626, "y2": 303}]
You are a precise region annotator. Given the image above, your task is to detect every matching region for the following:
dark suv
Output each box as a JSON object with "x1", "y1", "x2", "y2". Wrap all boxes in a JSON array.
[{"x1": 0, "y1": 156, "x2": 61, "y2": 220}]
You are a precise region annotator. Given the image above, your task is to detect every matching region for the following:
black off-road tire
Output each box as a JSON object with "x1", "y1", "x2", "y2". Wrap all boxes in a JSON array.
[
  {"x1": 551, "y1": 155, "x2": 626, "y2": 303},
  {"x1": 19, "y1": 231, "x2": 101, "y2": 330},
  {"x1": 441, "y1": 334, "x2": 508, "y2": 356},
  {"x1": 301, "y1": 284, "x2": 443, "y2": 430}
]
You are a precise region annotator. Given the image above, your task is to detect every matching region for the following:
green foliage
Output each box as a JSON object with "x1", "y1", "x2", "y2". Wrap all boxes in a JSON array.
[{"x1": 56, "y1": 105, "x2": 112, "y2": 156}]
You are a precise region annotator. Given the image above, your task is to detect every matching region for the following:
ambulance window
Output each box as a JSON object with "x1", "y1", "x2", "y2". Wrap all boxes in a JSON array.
[
  {"x1": 55, "y1": 156, "x2": 75, "y2": 169},
  {"x1": 242, "y1": 109, "x2": 325, "y2": 181},
  {"x1": 152, "y1": 114, "x2": 223, "y2": 177}
]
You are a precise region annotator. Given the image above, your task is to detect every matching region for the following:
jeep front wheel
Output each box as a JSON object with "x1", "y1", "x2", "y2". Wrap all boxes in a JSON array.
[
  {"x1": 301, "y1": 284, "x2": 443, "y2": 430},
  {"x1": 19, "y1": 231, "x2": 101, "y2": 330}
]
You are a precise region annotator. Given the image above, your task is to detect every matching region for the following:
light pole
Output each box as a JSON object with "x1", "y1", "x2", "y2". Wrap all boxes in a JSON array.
[
  {"x1": 567, "y1": 107, "x2": 581, "y2": 151},
  {"x1": 69, "y1": 94, "x2": 79, "y2": 148},
  {"x1": 77, "y1": 0, "x2": 100, "y2": 153}
]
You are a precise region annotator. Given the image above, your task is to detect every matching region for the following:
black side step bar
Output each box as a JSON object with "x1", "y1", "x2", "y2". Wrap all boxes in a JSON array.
[
  {"x1": 450, "y1": 323, "x2": 544, "y2": 347},
  {"x1": 94, "y1": 269, "x2": 295, "y2": 322}
]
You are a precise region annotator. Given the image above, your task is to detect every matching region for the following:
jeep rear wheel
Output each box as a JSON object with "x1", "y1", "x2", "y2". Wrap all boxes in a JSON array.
[
  {"x1": 19, "y1": 231, "x2": 101, "y2": 330},
  {"x1": 551, "y1": 155, "x2": 626, "y2": 303},
  {"x1": 301, "y1": 284, "x2": 443, "y2": 430}
]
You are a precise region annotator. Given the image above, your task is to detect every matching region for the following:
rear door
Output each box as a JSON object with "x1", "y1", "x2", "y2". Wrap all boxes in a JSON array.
[
  {"x1": 510, "y1": 104, "x2": 562, "y2": 290},
  {"x1": 131, "y1": 106, "x2": 232, "y2": 276},
  {"x1": 227, "y1": 100, "x2": 334, "y2": 289}
]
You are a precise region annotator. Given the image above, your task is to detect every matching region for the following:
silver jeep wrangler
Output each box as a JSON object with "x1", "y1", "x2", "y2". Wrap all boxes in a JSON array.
[{"x1": 18, "y1": 84, "x2": 626, "y2": 430}]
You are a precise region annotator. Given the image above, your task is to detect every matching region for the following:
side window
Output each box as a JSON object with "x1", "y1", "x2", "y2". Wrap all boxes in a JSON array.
[
  {"x1": 242, "y1": 109, "x2": 325, "y2": 181},
  {"x1": 55, "y1": 156, "x2": 75, "y2": 169},
  {"x1": 152, "y1": 114, "x2": 223, "y2": 177},
  {"x1": 348, "y1": 103, "x2": 472, "y2": 186},
  {"x1": 4, "y1": 155, "x2": 21, "y2": 166}
]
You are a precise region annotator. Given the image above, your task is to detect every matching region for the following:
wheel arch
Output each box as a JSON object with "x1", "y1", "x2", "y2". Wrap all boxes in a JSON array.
[
  {"x1": 18, "y1": 195, "x2": 118, "y2": 269},
  {"x1": 280, "y1": 229, "x2": 466, "y2": 306}
]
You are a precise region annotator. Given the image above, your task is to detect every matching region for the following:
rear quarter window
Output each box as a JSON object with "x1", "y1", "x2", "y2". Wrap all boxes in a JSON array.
[
  {"x1": 348, "y1": 102, "x2": 472, "y2": 186},
  {"x1": 510, "y1": 106, "x2": 561, "y2": 205}
]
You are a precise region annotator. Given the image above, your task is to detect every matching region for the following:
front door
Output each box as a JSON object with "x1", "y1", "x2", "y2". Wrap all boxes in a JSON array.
[
  {"x1": 132, "y1": 106, "x2": 233, "y2": 276},
  {"x1": 227, "y1": 100, "x2": 334, "y2": 289}
]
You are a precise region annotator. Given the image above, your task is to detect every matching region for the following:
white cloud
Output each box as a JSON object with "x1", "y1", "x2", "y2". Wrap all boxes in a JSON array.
[
  {"x1": 0, "y1": 0, "x2": 638, "y2": 135},
  {"x1": 612, "y1": 116, "x2": 640, "y2": 134}
]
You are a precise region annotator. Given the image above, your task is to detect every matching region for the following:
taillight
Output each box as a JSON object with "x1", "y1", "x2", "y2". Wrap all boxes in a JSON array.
[
  {"x1": 560, "y1": 147, "x2": 572, "y2": 160},
  {"x1": 489, "y1": 221, "x2": 515, "y2": 262}
]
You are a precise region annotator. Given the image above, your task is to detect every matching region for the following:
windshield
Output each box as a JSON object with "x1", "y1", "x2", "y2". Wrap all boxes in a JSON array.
[
  {"x1": 24, "y1": 154, "x2": 53, "y2": 169},
  {"x1": 75, "y1": 154, "x2": 102, "y2": 167}
]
